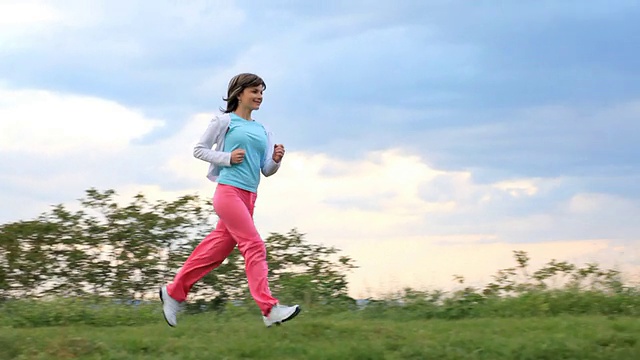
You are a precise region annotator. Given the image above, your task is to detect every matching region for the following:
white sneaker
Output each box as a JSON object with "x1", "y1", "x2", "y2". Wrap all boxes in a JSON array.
[
  {"x1": 159, "y1": 286, "x2": 182, "y2": 327},
  {"x1": 263, "y1": 304, "x2": 301, "y2": 327}
]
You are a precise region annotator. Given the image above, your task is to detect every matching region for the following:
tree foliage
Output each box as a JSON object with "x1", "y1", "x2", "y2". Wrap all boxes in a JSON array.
[
  {"x1": 265, "y1": 229, "x2": 357, "y2": 307},
  {"x1": 0, "y1": 188, "x2": 356, "y2": 306}
]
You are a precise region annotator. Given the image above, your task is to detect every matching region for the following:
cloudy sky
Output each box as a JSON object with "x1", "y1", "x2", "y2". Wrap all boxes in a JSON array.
[{"x1": 1, "y1": 0, "x2": 639, "y2": 298}]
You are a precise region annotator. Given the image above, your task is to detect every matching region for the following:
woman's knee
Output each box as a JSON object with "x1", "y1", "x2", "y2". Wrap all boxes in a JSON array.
[{"x1": 240, "y1": 237, "x2": 266, "y2": 255}]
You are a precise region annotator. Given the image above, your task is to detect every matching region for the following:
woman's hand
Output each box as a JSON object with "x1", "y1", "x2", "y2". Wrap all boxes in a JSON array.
[
  {"x1": 272, "y1": 144, "x2": 285, "y2": 163},
  {"x1": 230, "y1": 148, "x2": 246, "y2": 164}
]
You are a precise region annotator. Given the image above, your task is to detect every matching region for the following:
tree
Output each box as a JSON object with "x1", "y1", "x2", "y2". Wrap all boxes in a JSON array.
[
  {"x1": 0, "y1": 219, "x2": 57, "y2": 298},
  {"x1": 0, "y1": 188, "x2": 357, "y2": 309},
  {"x1": 264, "y1": 229, "x2": 357, "y2": 307}
]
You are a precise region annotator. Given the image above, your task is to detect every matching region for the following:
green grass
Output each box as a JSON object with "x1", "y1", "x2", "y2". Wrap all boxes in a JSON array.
[
  {"x1": 1, "y1": 311, "x2": 639, "y2": 360},
  {"x1": 1, "y1": 287, "x2": 638, "y2": 359},
  {"x1": 0, "y1": 298, "x2": 159, "y2": 328}
]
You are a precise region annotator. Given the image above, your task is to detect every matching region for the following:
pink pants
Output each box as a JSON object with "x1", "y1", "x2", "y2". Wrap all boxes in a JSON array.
[{"x1": 167, "y1": 184, "x2": 278, "y2": 315}]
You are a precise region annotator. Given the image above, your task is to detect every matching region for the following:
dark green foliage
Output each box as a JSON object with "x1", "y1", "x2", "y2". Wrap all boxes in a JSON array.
[
  {"x1": 265, "y1": 229, "x2": 357, "y2": 308},
  {"x1": 0, "y1": 188, "x2": 356, "y2": 310}
]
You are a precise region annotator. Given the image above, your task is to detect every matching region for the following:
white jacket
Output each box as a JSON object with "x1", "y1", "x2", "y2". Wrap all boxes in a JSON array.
[{"x1": 193, "y1": 113, "x2": 281, "y2": 182}]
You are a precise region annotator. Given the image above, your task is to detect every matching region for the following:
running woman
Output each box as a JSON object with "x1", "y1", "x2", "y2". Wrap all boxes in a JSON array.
[{"x1": 160, "y1": 73, "x2": 300, "y2": 328}]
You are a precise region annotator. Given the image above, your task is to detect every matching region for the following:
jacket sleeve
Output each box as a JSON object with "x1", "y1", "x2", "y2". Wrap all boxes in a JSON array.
[
  {"x1": 261, "y1": 131, "x2": 281, "y2": 177},
  {"x1": 193, "y1": 117, "x2": 232, "y2": 166}
]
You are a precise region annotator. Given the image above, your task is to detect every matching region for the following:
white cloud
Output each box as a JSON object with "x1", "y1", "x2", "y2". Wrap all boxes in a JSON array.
[
  {"x1": 0, "y1": 0, "x2": 86, "y2": 49},
  {"x1": 0, "y1": 1, "x2": 61, "y2": 27},
  {"x1": 0, "y1": 0, "x2": 248, "y2": 69},
  {"x1": 0, "y1": 87, "x2": 163, "y2": 154},
  {"x1": 0, "y1": 1, "x2": 60, "y2": 51},
  {"x1": 567, "y1": 193, "x2": 625, "y2": 214},
  {"x1": 492, "y1": 179, "x2": 540, "y2": 197}
]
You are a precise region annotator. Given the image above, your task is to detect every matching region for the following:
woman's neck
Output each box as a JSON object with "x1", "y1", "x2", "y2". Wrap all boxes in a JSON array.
[{"x1": 233, "y1": 108, "x2": 252, "y2": 121}]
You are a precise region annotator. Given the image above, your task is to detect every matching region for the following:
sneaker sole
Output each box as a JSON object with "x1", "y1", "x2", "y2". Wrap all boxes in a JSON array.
[
  {"x1": 269, "y1": 306, "x2": 302, "y2": 327},
  {"x1": 159, "y1": 287, "x2": 175, "y2": 328}
]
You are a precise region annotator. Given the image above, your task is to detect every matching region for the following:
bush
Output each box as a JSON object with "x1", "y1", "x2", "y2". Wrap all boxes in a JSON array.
[{"x1": 354, "y1": 285, "x2": 640, "y2": 321}]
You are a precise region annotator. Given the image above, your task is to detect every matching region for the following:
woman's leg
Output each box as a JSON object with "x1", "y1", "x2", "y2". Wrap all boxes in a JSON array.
[
  {"x1": 167, "y1": 209, "x2": 236, "y2": 302},
  {"x1": 213, "y1": 184, "x2": 278, "y2": 316}
]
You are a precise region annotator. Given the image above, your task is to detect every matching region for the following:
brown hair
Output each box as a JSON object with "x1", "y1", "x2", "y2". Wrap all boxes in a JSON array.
[{"x1": 221, "y1": 73, "x2": 267, "y2": 113}]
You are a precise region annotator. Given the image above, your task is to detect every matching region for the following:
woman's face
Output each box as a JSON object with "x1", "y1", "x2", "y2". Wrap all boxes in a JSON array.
[{"x1": 238, "y1": 85, "x2": 264, "y2": 111}]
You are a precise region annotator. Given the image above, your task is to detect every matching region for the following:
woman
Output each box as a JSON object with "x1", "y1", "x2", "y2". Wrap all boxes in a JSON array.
[{"x1": 160, "y1": 73, "x2": 300, "y2": 328}]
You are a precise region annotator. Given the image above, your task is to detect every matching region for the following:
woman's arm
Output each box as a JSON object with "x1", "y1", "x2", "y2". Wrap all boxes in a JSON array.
[
  {"x1": 193, "y1": 117, "x2": 232, "y2": 166},
  {"x1": 261, "y1": 131, "x2": 281, "y2": 176}
]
